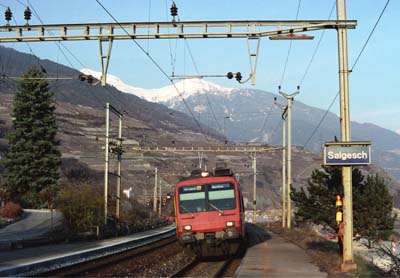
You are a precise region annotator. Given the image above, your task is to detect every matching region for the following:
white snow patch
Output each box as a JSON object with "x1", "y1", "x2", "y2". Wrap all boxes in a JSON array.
[
  {"x1": 194, "y1": 104, "x2": 207, "y2": 113},
  {"x1": 80, "y1": 69, "x2": 237, "y2": 103}
]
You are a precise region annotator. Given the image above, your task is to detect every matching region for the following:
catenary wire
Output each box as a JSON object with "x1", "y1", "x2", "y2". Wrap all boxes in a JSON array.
[
  {"x1": 298, "y1": 1, "x2": 336, "y2": 86},
  {"x1": 279, "y1": 0, "x2": 302, "y2": 87},
  {"x1": 302, "y1": 0, "x2": 391, "y2": 149},
  {"x1": 95, "y1": 0, "x2": 206, "y2": 136},
  {"x1": 7, "y1": 1, "x2": 125, "y2": 114}
]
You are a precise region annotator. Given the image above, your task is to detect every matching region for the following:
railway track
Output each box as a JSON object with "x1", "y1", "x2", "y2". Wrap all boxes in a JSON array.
[
  {"x1": 42, "y1": 236, "x2": 178, "y2": 277},
  {"x1": 172, "y1": 257, "x2": 242, "y2": 277}
]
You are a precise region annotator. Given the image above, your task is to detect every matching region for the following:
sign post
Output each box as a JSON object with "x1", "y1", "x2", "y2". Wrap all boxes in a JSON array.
[{"x1": 323, "y1": 140, "x2": 371, "y2": 271}]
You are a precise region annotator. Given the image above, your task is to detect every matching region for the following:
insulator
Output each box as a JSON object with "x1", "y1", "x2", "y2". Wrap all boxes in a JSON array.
[
  {"x1": 226, "y1": 72, "x2": 234, "y2": 79},
  {"x1": 235, "y1": 72, "x2": 242, "y2": 82},
  {"x1": 24, "y1": 6, "x2": 31, "y2": 22},
  {"x1": 87, "y1": 75, "x2": 94, "y2": 84},
  {"x1": 78, "y1": 74, "x2": 86, "y2": 81},
  {"x1": 5, "y1": 7, "x2": 12, "y2": 22},
  {"x1": 170, "y1": 2, "x2": 178, "y2": 17}
]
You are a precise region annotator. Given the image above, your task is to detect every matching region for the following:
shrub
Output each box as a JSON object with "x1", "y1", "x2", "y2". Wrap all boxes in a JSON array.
[
  {"x1": 56, "y1": 182, "x2": 103, "y2": 233},
  {"x1": 0, "y1": 201, "x2": 23, "y2": 218}
]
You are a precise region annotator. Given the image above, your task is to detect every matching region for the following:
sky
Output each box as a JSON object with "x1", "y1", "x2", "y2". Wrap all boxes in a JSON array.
[{"x1": 0, "y1": 0, "x2": 399, "y2": 134}]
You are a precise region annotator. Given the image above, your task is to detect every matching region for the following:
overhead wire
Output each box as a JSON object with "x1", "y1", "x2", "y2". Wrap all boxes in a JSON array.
[
  {"x1": 298, "y1": 1, "x2": 336, "y2": 86},
  {"x1": 94, "y1": 0, "x2": 206, "y2": 136},
  {"x1": 258, "y1": 103, "x2": 275, "y2": 142},
  {"x1": 174, "y1": 5, "x2": 223, "y2": 134},
  {"x1": 302, "y1": 0, "x2": 391, "y2": 149},
  {"x1": 4, "y1": 0, "x2": 123, "y2": 119},
  {"x1": 2, "y1": 4, "x2": 85, "y2": 141},
  {"x1": 24, "y1": 0, "x2": 144, "y2": 115},
  {"x1": 10, "y1": 0, "x2": 106, "y2": 112},
  {"x1": 279, "y1": 0, "x2": 302, "y2": 87}
]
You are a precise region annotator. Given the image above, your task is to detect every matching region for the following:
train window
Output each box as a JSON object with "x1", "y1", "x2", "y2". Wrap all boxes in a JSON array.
[
  {"x1": 207, "y1": 183, "x2": 236, "y2": 210},
  {"x1": 179, "y1": 186, "x2": 206, "y2": 213}
]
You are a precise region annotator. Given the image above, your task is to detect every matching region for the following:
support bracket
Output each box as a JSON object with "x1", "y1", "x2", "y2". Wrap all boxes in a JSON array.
[
  {"x1": 99, "y1": 37, "x2": 114, "y2": 86},
  {"x1": 246, "y1": 32, "x2": 261, "y2": 85}
]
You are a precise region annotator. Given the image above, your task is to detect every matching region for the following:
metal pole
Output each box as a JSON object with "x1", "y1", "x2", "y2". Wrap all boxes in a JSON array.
[
  {"x1": 337, "y1": 0, "x2": 356, "y2": 271},
  {"x1": 116, "y1": 114, "x2": 122, "y2": 219},
  {"x1": 282, "y1": 116, "x2": 287, "y2": 228},
  {"x1": 279, "y1": 88, "x2": 299, "y2": 230},
  {"x1": 274, "y1": 98, "x2": 288, "y2": 228},
  {"x1": 252, "y1": 153, "x2": 257, "y2": 223},
  {"x1": 104, "y1": 102, "x2": 110, "y2": 225},
  {"x1": 153, "y1": 167, "x2": 158, "y2": 213},
  {"x1": 159, "y1": 179, "x2": 162, "y2": 215},
  {"x1": 287, "y1": 97, "x2": 292, "y2": 229}
]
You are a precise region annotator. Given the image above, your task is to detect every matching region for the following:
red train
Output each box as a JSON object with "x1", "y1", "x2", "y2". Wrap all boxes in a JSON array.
[{"x1": 174, "y1": 165, "x2": 246, "y2": 257}]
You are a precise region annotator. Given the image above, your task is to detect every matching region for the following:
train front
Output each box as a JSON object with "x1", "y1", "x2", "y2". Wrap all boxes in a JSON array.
[{"x1": 174, "y1": 170, "x2": 245, "y2": 257}]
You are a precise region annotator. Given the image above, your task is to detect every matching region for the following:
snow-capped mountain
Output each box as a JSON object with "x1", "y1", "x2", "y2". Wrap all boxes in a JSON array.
[
  {"x1": 80, "y1": 69, "x2": 400, "y2": 180},
  {"x1": 80, "y1": 68, "x2": 237, "y2": 104}
]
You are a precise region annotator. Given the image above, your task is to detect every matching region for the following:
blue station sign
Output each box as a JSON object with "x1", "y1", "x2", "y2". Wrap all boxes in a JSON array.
[{"x1": 323, "y1": 141, "x2": 371, "y2": 166}]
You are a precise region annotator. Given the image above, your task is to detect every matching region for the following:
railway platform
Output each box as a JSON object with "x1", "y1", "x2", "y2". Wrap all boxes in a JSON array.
[
  {"x1": 235, "y1": 224, "x2": 327, "y2": 277},
  {"x1": 0, "y1": 224, "x2": 175, "y2": 277}
]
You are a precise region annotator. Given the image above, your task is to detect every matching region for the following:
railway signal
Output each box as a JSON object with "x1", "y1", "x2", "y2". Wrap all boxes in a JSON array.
[{"x1": 336, "y1": 195, "x2": 343, "y2": 225}]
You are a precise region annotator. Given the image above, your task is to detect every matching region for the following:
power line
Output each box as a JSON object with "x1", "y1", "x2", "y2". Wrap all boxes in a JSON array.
[
  {"x1": 302, "y1": 92, "x2": 338, "y2": 148},
  {"x1": 350, "y1": 0, "x2": 391, "y2": 72},
  {"x1": 298, "y1": 1, "x2": 336, "y2": 86},
  {"x1": 279, "y1": 0, "x2": 302, "y2": 87},
  {"x1": 258, "y1": 103, "x2": 275, "y2": 142},
  {"x1": 16, "y1": 1, "x2": 108, "y2": 110},
  {"x1": 302, "y1": 0, "x2": 391, "y2": 148},
  {"x1": 95, "y1": 0, "x2": 206, "y2": 136},
  {"x1": 6, "y1": 1, "x2": 128, "y2": 114},
  {"x1": 182, "y1": 30, "x2": 223, "y2": 133}
]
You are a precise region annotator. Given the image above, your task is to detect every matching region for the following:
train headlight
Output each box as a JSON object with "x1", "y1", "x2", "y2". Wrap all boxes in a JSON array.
[
  {"x1": 226, "y1": 221, "x2": 234, "y2": 227},
  {"x1": 201, "y1": 172, "x2": 210, "y2": 177},
  {"x1": 183, "y1": 225, "x2": 192, "y2": 231}
]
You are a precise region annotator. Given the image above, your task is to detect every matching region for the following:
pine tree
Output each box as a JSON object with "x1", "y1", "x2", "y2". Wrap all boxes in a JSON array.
[
  {"x1": 354, "y1": 174, "x2": 396, "y2": 243},
  {"x1": 3, "y1": 67, "x2": 61, "y2": 208},
  {"x1": 292, "y1": 167, "x2": 395, "y2": 242},
  {"x1": 291, "y1": 166, "x2": 363, "y2": 228}
]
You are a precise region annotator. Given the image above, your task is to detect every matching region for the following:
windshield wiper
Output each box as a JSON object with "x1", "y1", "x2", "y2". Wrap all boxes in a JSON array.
[
  {"x1": 180, "y1": 205, "x2": 194, "y2": 217},
  {"x1": 209, "y1": 202, "x2": 224, "y2": 215}
]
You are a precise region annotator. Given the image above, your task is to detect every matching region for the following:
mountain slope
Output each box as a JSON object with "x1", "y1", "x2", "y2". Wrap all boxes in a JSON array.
[
  {"x1": 96, "y1": 69, "x2": 400, "y2": 181},
  {"x1": 1, "y1": 46, "x2": 400, "y2": 210}
]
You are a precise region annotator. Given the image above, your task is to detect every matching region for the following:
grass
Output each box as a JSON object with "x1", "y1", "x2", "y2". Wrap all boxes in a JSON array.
[{"x1": 262, "y1": 222, "x2": 387, "y2": 278}]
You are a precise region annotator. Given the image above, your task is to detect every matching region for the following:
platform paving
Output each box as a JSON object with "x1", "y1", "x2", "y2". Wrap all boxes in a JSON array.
[{"x1": 235, "y1": 224, "x2": 328, "y2": 277}]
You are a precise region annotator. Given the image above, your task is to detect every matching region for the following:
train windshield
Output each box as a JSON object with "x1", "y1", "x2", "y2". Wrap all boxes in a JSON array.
[
  {"x1": 178, "y1": 182, "x2": 236, "y2": 214},
  {"x1": 179, "y1": 185, "x2": 206, "y2": 213},
  {"x1": 208, "y1": 183, "x2": 236, "y2": 211}
]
